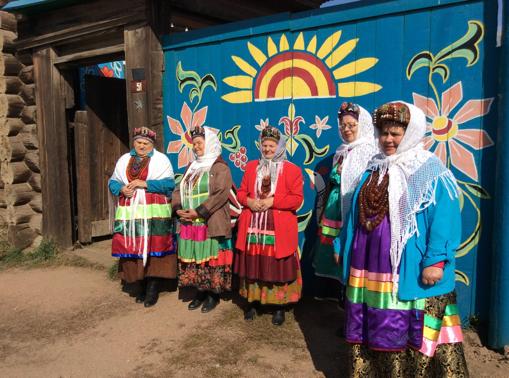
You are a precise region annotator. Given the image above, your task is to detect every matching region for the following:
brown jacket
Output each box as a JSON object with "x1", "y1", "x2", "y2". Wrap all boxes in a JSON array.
[{"x1": 172, "y1": 157, "x2": 232, "y2": 238}]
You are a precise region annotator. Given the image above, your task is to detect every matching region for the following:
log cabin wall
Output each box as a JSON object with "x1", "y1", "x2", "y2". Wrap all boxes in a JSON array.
[{"x1": 0, "y1": 10, "x2": 42, "y2": 249}]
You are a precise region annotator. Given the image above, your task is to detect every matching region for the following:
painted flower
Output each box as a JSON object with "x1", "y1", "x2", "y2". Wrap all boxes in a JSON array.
[
  {"x1": 279, "y1": 104, "x2": 305, "y2": 155},
  {"x1": 309, "y1": 115, "x2": 331, "y2": 138},
  {"x1": 167, "y1": 102, "x2": 208, "y2": 169},
  {"x1": 413, "y1": 81, "x2": 494, "y2": 181},
  {"x1": 255, "y1": 118, "x2": 270, "y2": 131}
]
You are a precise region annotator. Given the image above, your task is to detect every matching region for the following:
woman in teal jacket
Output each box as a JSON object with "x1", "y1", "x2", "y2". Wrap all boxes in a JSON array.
[{"x1": 334, "y1": 102, "x2": 468, "y2": 377}]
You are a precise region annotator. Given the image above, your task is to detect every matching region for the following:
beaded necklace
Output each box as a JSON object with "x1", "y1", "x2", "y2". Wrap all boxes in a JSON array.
[
  {"x1": 126, "y1": 155, "x2": 150, "y2": 182},
  {"x1": 358, "y1": 170, "x2": 389, "y2": 232}
]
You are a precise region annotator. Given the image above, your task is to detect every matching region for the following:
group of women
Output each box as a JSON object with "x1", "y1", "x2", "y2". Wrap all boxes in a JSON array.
[{"x1": 109, "y1": 100, "x2": 469, "y2": 376}]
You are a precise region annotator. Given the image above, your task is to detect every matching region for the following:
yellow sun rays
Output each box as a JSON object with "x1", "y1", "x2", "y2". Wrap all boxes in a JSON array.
[{"x1": 222, "y1": 31, "x2": 382, "y2": 103}]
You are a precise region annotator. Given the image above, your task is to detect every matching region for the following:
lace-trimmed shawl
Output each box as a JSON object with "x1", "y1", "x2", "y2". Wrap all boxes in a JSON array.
[
  {"x1": 366, "y1": 101, "x2": 459, "y2": 295},
  {"x1": 333, "y1": 106, "x2": 378, "y2": 222},
  {"x1": 180, "y1": 126, "x2": 222, "y2": 209}
]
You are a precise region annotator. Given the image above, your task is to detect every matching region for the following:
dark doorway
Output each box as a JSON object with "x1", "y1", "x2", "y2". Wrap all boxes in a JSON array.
[{"x1": 72, "y1": 75, "x2": 129, "y2": 244}]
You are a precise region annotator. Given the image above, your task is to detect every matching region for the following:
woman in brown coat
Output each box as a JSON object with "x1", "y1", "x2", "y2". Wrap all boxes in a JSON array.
[{"x1": 172, "y1": 126, "x2": 233, "y2": 313}]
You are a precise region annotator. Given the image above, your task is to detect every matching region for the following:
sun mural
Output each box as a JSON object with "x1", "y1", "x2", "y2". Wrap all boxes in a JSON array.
[{"x1": 221, "y1": 31, "x2": 382, "y2": 103}]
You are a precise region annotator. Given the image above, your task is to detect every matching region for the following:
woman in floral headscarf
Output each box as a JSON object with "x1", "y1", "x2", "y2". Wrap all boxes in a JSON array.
[
  {"x1": 172, "y1": 126, "x2": 233, "y2": 313},
  {"x1": 335, "y1": 102, "x2": 468, "y2": 376},
  {"x1": 312, "y1": 102, "x2": 378, "y2": 301},
  {"x1": 234, "y1": 125, "x2": 304, "y2": 326}
]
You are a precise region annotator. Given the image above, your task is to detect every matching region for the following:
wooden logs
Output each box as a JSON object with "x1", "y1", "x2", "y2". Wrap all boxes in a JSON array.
[
  {"x1": 28, "y1": 173, "x2": 41, "y2": 192},
  {"x1": 24, "y1": 151, "x2": 39, "y2": 173},
  {"x1": 29, "y1": 195, "x2": 42, "y2": 213},
  {"x1": 6, "y1": 94, "x2": 25, "y2": 117},
  {"x1": 8, "y1": 224, "x2": 37, "y2": 250},
  {"x1": 20, "y1": 83, "x2": 35, "y2": 105},
  {"x1": 3, "y1": 183, "x2": 34, "y2": 206},
  {"x1": 21, "y1": 104, "x2": 36, "y2": 123},
  {"x1": 1, "y1": 30, "x2": 17, "y2": 54},
  {"x1": 2, "y1": 53, "x2": 23, "y2": 76},
  {"x1": 1, "y1": 161, "x2": 32, "y2": 184},
  {"x1": 0, "y1": 11, "x2": 17, "y2": 34},
  {"x1": 19, "y1": 124, "x2": 38, "y2": 149},
  {"x1": 19, "y1": 65, "x2": 34, "y2": 84},
  {"x1": 1, "y1": 118, "x2": 24, "y2": 136},
  {"x1": 0, "y1": 134, "x2": 27, "y2": 162}
]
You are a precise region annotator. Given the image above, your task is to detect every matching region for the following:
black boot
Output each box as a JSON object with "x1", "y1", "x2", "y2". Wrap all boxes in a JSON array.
[
  {"x1": 201, "y1": 292, "x2": 219, "y2": 313},
  {"x1": 272, "y1": 307, "x2": 285, "y2": 326},
  {"x1": 135, "y1": 280, "x2": 146, "y2": 303},
  {"x1": 188, "y1": 290, "x2": 206, "y2": 310},
  {"x1": 144, "y1": 278, "x2": 159, "y2": 307},
  {"x1": 244, "y1": 302, "x2": 257, "y2": 321}
]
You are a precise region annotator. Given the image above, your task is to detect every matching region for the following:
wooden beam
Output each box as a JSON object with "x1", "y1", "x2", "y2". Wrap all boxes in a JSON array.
[
  {"x1": 16, "y1": 15, "x2": 138, "y2": 50},
  {"x1": 53, "y1": 44, "x2": 124, "y2": 65},
  {"x1": 33, "y1": 47, "x2": 73, "y2": 247}
]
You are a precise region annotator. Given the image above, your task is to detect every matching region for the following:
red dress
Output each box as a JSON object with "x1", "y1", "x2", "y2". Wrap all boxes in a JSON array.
[{"x1": 234, "y1": 160, "x2": 304, "y2": 304}]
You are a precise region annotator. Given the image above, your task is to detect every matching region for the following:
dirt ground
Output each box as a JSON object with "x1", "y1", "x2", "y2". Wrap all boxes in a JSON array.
[{"x1": 0, "y1": 256, "x2": 508, "y2": 377}]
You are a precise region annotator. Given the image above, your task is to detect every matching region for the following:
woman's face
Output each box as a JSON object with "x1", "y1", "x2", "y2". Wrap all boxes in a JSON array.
[
  {"x1": 133, "y1": 138, "x2": 154, "y2": 157},
  {"x1": 379, "y1": 124, "x2": 406, "y2": 156},
  {"x1": 339, "y1": 114, "x2": 359, "y2": 143},
  {"x1": 192, "y1": 136, "x2": 205, "y2": 157},
  {"x1": 261, "y1": 139, "x2": 278, "y2": 159}
]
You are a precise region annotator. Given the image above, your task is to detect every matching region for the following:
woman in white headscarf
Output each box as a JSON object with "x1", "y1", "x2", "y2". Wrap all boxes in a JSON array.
[
  {"x1": 109, "y1": 127, "x2": 175, "y2": 307},
  {"x1": 172, "y1": 126, "x2": 233, "y2": 313},
  {"x1": 335, "y1": 102, "x2": 468, "y2": 376},
  {"x1": 312, "y1": 102, "x2": 378, "y2": 301},
  {"x1": 234, "y1": 125, "x2": 304, "y2": 326}
]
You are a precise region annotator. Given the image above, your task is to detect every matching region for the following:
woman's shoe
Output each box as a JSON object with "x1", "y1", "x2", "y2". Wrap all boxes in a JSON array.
[
  {"x1": 244, "y1": 306, "x2": 257, "y2": 321},
  {"x1": 188, "y1": 291, "x2": 206, "y2": 310},
  {"x1": 201, "y1": 293, "x2": 219, "y2": 313},
  {"x1": 272, "y1": 309, "x2": 285, "y2": 326},
  {"x1": 144, "y1": 278, "x2": 159, "y2": 307},
  {"x1": 135, "y1": 280, "x2": 146, "y2": 303}
]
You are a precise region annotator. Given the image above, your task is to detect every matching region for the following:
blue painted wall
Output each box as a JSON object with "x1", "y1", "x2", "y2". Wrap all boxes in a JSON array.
[{"x1": 162, "y1": 0, "x2": 499, "y2": 329}]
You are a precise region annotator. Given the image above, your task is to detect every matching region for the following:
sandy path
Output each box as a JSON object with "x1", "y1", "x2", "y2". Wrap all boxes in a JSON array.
[{"x1": 0, "y1": 266, "x2": 507, "y2": 377}]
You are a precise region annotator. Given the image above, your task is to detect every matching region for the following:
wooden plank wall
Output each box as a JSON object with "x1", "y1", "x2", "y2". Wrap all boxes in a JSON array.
[{"x1": 33, "y1": 47, "x2": 73, "y2": 247}]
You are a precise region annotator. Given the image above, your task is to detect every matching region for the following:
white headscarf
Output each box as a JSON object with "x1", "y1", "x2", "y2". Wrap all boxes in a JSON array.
[
  {"x1": 333, "y1": 106, "x2": 378, "y2": 222},
  {"x1": 256, "y1": 133, "x2": 287, "y2": 197},
  {"x1": 180, "y1": 126, "x2": 222, "y2": 208},
  {"x1": 366, "y1": 101, "x2": 458, "y2": 295}
]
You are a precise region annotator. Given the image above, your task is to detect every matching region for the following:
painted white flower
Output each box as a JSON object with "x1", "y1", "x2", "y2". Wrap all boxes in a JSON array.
[
  {"x1": 255, "y1": 118, "x2": 270, "y2": 131},
  {"x1": 309, "y1": 115, "x2": 331, "y2": 138}
]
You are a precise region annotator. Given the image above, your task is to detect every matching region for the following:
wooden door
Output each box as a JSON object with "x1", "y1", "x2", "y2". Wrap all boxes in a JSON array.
[{"x1": 73, "y1": 75, "x2": 129, "y2": 243}]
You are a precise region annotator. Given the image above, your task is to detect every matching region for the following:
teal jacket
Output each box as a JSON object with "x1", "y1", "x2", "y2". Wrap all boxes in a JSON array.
[{"x1": 334, "y1": 171, "x2": 461, "y2": 301}]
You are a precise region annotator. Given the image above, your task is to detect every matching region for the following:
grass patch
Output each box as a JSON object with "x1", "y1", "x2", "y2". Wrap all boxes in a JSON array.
[
  {"x1": 160, "y1": 305, "x2": 307, "y2": 377},
  {"x1": 108, "y1": 260, "x2": 119, "y2": 280},
  {"x1": 0, "y1": 239, "x2": 105, "y2": 271}
]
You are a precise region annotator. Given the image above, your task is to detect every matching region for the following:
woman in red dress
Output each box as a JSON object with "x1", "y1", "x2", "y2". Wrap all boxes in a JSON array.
[{"x1": 234, "y1": 125, "x2": 304, "y2": 325}]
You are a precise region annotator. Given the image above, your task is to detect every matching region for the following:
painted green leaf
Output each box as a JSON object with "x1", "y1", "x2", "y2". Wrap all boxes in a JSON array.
[
  {"x1": 463, "y1": 181, "x2": 491, "y2": 199},
  {"x1": 432, "y1": 63, "x2": 450, "y2": 83},
  {"x1": 434, "y1": 20, "x2": 484, "y2": 67},
  {"x1": 176, "y1": 61, "x2": 200, "y2": 94},
  {"x1": 456, "y1": 220, "x2": 480, "y2": 258},
  {"x1": 174, "y1": 173, "x2": 183, "y2": 185},
  {"x1": 298, "y1": 210, "x2": 313, "y2": 232},
  {"x1": 455, "y1": 270, "x2": 470, "y2": 286},
  {"x1": 219, "y1": 125, "x2": 242, "y2": 152},
  {"x1": 200, "y1": 74, "x2": 217, "y2": 94},
  {"x1": 295, "y1": 134, "x2": 329, "y2": 165},
  {"x1": 458, "y1": 189, "x2": 464, "y2": 211},
  {"x1": 406, "y1": 51, "x2": 434, "y2": 79}
]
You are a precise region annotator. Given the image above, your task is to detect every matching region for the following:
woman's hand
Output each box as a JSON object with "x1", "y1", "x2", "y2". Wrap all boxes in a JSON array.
[
  {"x1": 127, "y1": 179, "x2": 147, "y2": 190},
  {"x1": 421, "y1": 266, "x2": 443, "y2": 286},
  {"x1": 121, "y1": 186, "x2": 134, "y2": 198},
  {"x1": 258, "y1": 197, "x2": 274, "y2": 211},
  {"x1": 176, "y1": 209, "x2": 199, "y2": 222},
  {"x1": 247, "y1": 198, "x2": 261, "y2": 212},
  {"x1": 333, "y1": 254, "x2": 341, "y2": 265}
]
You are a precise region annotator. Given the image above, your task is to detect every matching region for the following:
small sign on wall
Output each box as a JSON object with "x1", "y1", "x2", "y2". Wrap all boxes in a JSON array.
[{"x1": 130, "y1": 68, "x2": 146, "y2": 93}]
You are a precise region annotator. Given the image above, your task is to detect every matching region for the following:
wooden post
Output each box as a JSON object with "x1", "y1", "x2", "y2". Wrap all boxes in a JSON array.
[
  {"x1": 33, "y1": 47, "x2": 73, "y2": 247},
  {"x1": 72, "y1": 111, "x2": 92, "y2": 244}
]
